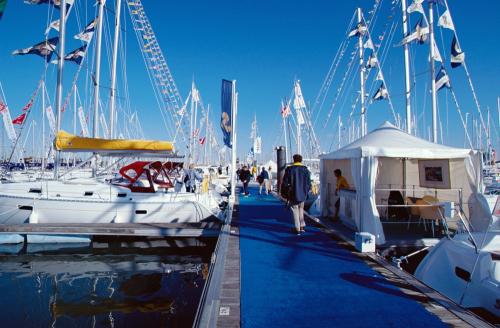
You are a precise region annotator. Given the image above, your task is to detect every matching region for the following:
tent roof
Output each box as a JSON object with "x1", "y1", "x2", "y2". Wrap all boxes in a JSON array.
[{"x1": 320, "y1": 121, "x2": 472, "y2": 160}]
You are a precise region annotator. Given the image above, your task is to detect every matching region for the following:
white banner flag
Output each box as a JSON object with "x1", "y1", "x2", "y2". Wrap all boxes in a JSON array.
[
  {"x1": 78, "y1": 106, "x2": 89, "y2": 137},
  {"x1": 0, "y1": 104, "x2": 17, "y2": 141},
  {"x1": 296, "y1": 108, "x2": 305, "y2": 125},
  {"x1": 437, "y1": 10, "x2": 455, "y2": 31},
  {"x1": 293, "y1": 81, "x2": 306, "y2": 109},
  {"x1": 253, "y1": 136, "x2": 262, "y2": 154},
  {"x1": 46, "y1": 106, "x2": 56, "y2": 134}
]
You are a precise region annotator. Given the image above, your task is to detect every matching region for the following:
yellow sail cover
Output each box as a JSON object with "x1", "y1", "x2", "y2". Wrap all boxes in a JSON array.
[{"x1": 55, "y1": 131, "x2": 174, "y2": 153}]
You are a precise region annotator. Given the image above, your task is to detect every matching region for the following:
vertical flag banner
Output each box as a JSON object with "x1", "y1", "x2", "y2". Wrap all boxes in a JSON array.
[
  {"x1": 220, "y1": 79, "x2": 233, "y2": 148},
  {"x1": 253, "y1": 136, "x2": 262, "y2": 154},
  {"x1": 0, "y1": 102, "x2": 17, "y2": 141},
  {"x1": 78, "y1": 106, "x2": 89, "y2": 137},
  {"x1": 46, "y1": 105, "x2": 56, "y2": 134}
]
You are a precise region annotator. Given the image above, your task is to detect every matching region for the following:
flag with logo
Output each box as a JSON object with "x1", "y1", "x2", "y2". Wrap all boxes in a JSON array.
[
  {"x1": 52, "y1": 44, "x2": 87, "y2": 65},
  {"x1": 12, "y1": 37, "x2": 59, "y2": 62},
  {"x1": 75, "y1": 18, "x2": 97, "y2": 43},
  {"x1": 348, "y1": 23, "x2": 366, "y2": 38},
  {"x1": 437, "y1": 9, "x2": 454, "y2": 31},
  {"x1": 372, "y1": 83, "x2": 389, "y2": 101},
  {"x1": 435, "y1": 66, "x2": 451, "y2": 91},
  {"x1": 25, "y1": 0, "x2": 74, "y2": 11},
  {"x1": 407, "y1": 0, "x2": 424, "y2": 14},
  {"x1": 220, "y1": 79, "x2": 233, "y2": 148},
  {"x1": 400, "y1": 18, "x2": 428, "y2": 45},
  {"x1": 450, "y1": 36, "x2": 464, "y2": 68}
]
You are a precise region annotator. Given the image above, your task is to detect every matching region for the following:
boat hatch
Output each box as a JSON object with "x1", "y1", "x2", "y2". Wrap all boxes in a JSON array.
[
  {"x1": 29, "y1": 188, "x2": 42, "y2": 194},
  {"x1": 135, "y1": 210, "x2": 147, "y2": 214},
  {"x1": 117, "y1": 192, "x2": 127, "y2": 198},
  {"x1": 84, "y1": 191, "x2": 94, "y2": 196}
]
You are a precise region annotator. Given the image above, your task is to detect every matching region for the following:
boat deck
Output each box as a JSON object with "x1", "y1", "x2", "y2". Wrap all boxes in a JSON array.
[{"x1": 197, "y1": 186, "x2": 492, "y2": 327}]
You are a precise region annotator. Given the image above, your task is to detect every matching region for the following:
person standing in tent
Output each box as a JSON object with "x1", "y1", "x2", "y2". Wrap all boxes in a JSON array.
[
  {"x1": 267, "y1": 166, "x2": 273, "y2": 193},
  {"x1": 257, "y1": 167, "x2": 269, "y2": 195},
  {"x1": 334, "y1": 169, "x2": 350, "y2": 221},
  {"x1": 281, "y1": 154, "x2": 311, "y2": 235},
  {"x1": 239, "y1": 165, "x2": 251, "y2": 196}
]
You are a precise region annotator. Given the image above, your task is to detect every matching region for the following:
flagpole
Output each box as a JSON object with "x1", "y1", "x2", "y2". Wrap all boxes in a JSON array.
[
  {"x1": 401, "y1": 0, "x2": 412, "y2": 134},
  {"x1": 189, "y1": 81, "x2": 195, "y2": 164},
  {"x1": 230, "y1": 80, "x2": 238, "y2": 201},
  {"x1": 53, "y1": 0, "x2": 67, "y2": 180},
  {"x1": 428, "y1": 0, "x2": 438, "y2": 143},
  {"x1": 93, "y1": 0, "x2": 105, "y2": 139},
  {"x1": 357, "y1": 8, "x2": 366, "y2": 137},
  {"x1": 73, "y1": 84, "x2": 77, "y2": 166},
  {"x1": 109, "y1": 0, "x2": 122, "y2": 140}
]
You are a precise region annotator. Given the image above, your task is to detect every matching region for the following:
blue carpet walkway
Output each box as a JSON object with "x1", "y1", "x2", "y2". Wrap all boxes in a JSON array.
[{"x1": 239, "y1": 188, "x2": 446, "y2": 327}]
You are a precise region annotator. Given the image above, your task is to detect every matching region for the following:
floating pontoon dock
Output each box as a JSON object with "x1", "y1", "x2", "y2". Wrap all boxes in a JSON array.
[{"x1": 194, "y1": 186, "x2": 493, "y2": 328}]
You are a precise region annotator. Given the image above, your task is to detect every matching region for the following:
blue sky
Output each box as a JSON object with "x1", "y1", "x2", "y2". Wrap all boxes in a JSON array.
[{"x1": 0, "y1": 0, "x2": 499, "y2": 162}]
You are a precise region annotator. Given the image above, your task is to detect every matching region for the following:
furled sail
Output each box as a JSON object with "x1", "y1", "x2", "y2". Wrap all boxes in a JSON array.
[{"x1": 54, "y1": 130, "x2": 174, "y2": 153}]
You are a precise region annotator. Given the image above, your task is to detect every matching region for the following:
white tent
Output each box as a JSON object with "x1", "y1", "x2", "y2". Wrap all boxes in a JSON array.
[{"x1": 319, "y1": 122, "x2": 491, "y2": 244}]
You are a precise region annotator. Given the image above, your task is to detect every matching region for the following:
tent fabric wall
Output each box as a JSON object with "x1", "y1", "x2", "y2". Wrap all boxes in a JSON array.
[
  {"x1": 351, "y1": 156, "x2": 386, "y2": 244},
  {"x1": 465, "y1": 152, "x2": 495, "y2": 232}
]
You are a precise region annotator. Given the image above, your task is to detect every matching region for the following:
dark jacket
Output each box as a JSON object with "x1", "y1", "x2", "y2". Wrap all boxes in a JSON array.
[
  {"x1": 281, "y1": 164, "x2": 311, "y2": 204},
  {"x1": 239, "y1": 169, "x2": 251, "y2": 183},
  {"x1": 258, "y1": 170, "x2": 269, "y2": 180}
]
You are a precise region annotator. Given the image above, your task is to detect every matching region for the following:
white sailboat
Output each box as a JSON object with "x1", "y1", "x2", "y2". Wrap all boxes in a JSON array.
[{"x1": 0, "y1": 0, "x2": 224, "y2": 228}]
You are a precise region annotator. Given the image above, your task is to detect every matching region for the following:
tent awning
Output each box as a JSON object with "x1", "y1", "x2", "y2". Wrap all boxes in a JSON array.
[
  {"x1": 320, "y1": 122, "x2": 473, "y2": 160},
  {"x1": 54, "y1": 131, "x2": 174, "y2": 153}
]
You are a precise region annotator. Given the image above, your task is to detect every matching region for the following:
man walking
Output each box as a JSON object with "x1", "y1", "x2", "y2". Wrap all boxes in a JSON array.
[
  {"x1": 281, "y1": 154, "x2": 311, "y2": 235},
  {"x1": 239, "y1": 165, "x2": 251, "y2": 196},
  {"x1": 257, "y1": 166, "x2": 270, "y2": 195}
]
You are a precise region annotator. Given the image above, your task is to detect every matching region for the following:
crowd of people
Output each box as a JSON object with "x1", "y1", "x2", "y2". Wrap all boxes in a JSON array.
[{"x1": 234, "y1": 154, "x2": 348, "y2": 236}]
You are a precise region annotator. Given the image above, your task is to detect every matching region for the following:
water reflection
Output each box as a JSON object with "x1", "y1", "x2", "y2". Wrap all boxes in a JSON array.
[{"x1": 0, "y1": 238, "x2": 213, "y2": 327}]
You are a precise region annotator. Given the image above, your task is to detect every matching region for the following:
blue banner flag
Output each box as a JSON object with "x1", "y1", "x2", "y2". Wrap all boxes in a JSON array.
[
  {"x1": 0, "y1": 0, "x2": 7, "y2": 20},
  {"x1": 221, "y1": 79, "x2": 233, "y2": 148},
  {"x1": 12, "y1": 37, "x2": 59, "y2": 62}
]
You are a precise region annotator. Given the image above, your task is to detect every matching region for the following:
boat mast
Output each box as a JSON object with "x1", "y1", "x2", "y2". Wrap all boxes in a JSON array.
[
  {"x1": 109, "y1": 0, "x2": 122, "y2": 139},
  {"x1": 93, "y1": 0, "x2": 105, "y2": 138},
  {"x1": 401, "y1": 0, "x2": 412, "y2": 134},
  {"x1": 189, "y1": 81, "x2": 195, "y2": 164},
  {"x1": 54, "y1": 0, "x2": 67, "y2": 180},
  {"x1": 428, "y1": 0, "x2": 438, "y2": 143},
  {"x1": 42, "y1": 80, "x2": 46, "y2": 170},
  {"x1": 357, "y1": 8, "x2": 367, "y2": 136}
]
